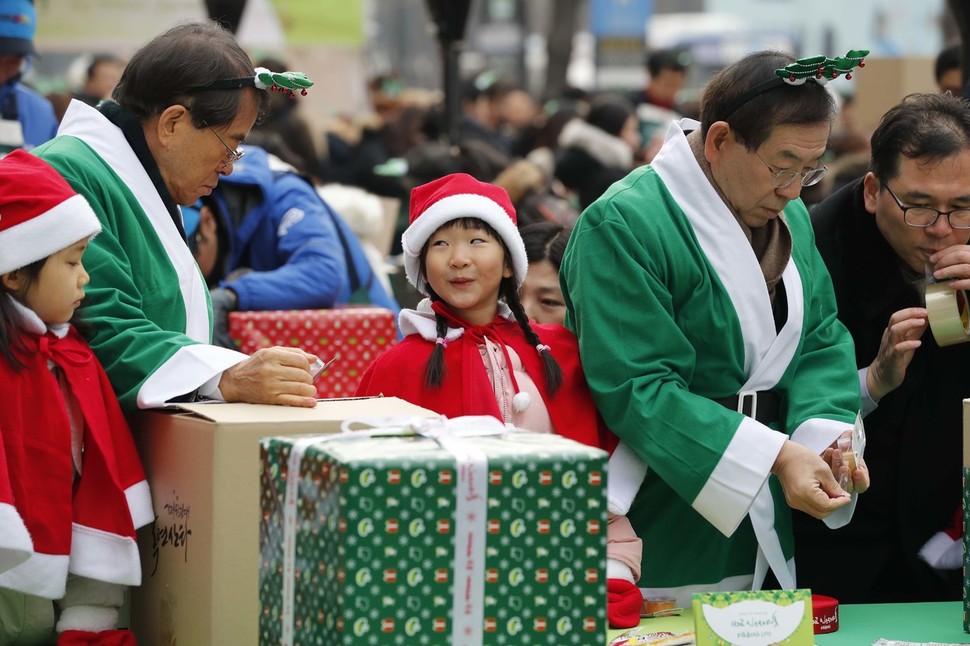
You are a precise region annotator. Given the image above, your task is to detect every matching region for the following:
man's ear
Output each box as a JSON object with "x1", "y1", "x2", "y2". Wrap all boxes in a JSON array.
[
  {"x1": 862, "y1": 172, "x2": 880, "y2": 215},
  {"x1": 1, "y1": 270, "x2": 23, "y2": 292},
  {"x1": 156, "y1": 104, "x2": 192, "y2": 149},
  {"x1": 704, "y1": 121, "x2": 732, "y2": 164}
]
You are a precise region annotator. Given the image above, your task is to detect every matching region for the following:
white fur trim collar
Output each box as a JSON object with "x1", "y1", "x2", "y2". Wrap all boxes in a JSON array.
[
  {"x1": 398, "y1": 299, "x2": 515, "y2": 342},
  {"x1": 558, "y1": 118, "x2": 634, "y2": 169},
  {"x1": 10, "y1": 298, "x2": 70, "y2": 338}
]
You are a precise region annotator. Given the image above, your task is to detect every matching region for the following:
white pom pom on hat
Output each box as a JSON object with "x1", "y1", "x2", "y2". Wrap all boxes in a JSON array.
[
  {"x1": 0, "y1": 150, "x2": 101, "y2": 276},
  {"x1": 401, "y1": 172, "x2": 528, "y2": 295}
]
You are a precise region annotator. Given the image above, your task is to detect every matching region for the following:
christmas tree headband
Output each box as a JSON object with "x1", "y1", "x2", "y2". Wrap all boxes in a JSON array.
[
  {"x1": 188, "y1": 67, "x2": 314, "y2": 98},
  {"x1": 720, "y1": 49, "x2": 869, "y2": 121}
]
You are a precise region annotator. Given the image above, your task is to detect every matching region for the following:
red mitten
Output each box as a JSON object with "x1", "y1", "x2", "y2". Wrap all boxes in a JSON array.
[
  {"x1": 58, "y1": 629, "x2": 137, "y2": 646},
  {"x1": 608, "y1": 578, "x2": 642, "y2": 628}
]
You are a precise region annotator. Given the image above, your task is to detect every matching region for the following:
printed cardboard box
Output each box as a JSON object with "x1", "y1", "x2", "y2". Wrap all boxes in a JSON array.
[
  {"x1": 229, "y1": 307, "x2": 397, "y2": 398},
  {"x1": 260, "y1": 425, "x2": 609, "y2": 645},
  {"x1": 128, "y1": 397, "x2": 435, "y2": 646}
]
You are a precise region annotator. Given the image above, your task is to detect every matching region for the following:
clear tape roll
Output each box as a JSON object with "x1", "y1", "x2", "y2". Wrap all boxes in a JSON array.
[{"x1": 926, "y1": 282, "x2": 970, "y2": 346}]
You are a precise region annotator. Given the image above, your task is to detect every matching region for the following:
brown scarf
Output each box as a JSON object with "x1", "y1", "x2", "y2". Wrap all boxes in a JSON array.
[{"x1": 687, "y1": 131, "x2": 792, "y2": 302}]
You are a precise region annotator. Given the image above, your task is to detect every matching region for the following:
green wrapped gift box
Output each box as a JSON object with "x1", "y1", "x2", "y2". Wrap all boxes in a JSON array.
[
  {"x1": 964, "y1": 465, "x2": 969, "y2": 633},
  {"x1": 965, "y1": 398, "x2": 970, "y2": 633},
  {"x1": 259, "y1": 418, "x2": 608, "y2": 645}
]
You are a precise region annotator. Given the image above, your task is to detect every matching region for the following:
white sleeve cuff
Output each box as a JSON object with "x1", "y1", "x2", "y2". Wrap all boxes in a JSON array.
[
  {"x1": 790, "y1": 417, "x2": 850, "y2": 455},
  {"x1": 858, "y1": 367, "x2": 878, "y2": 417},
  {"x1": 693, "y1": 418, "x2": 786, "y2": 537},
  {"x1": 137, "y1": 344, "x2": 247, "y2": 408}
]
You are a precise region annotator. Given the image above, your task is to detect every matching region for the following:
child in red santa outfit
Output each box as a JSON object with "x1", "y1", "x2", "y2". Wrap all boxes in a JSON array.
[
  {"x1": 0, "y1": 150, "x2": 153, "y2": 646},
  {"x1": 355, "y1": 172, "x2": 647, "y2": 628}
]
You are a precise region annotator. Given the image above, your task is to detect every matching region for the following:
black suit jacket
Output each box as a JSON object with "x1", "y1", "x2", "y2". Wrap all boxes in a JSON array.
[{"x1": 794, "y1": 178, "x2": 967, "y2": 602}]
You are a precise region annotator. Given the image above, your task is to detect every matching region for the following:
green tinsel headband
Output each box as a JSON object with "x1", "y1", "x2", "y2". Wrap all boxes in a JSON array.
[
  {"x1": 188, "y1": 67, "x2": 314, "y2": 98},
  {"x1": 719, "y1": 49, "x2": 869, "y2": 121}
]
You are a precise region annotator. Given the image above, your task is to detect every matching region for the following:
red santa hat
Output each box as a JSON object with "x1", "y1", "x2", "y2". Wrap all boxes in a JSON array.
[
  {"x1": 0, "y1": 150, "x2": 101, "y2": 276},
  {"x1": 402, "y1": 173, "x2": 528, "y2": 295}
]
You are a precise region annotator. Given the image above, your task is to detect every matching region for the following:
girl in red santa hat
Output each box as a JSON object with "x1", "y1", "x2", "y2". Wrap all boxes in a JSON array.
[
  {"x1": 0, "y1": 150, "x2": 152, "y2": 646},
  {"x1": 355, "y1": 172, "x2": 646, "y2": 628}
]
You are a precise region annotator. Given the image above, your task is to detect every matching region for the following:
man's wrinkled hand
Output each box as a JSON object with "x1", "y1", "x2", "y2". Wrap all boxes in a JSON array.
[
  {"x1": 772, "y1": 441, "x2": 851, "y2": 520},
  {"x1": 824, "y1": 430, "x2": 869, "y2": 495},
  {"x1": 929, "y1": 245, "x2": 970, "y2": 289},
  {"x1": 219, "y1": 346, "x2": 319, "y2": 407},
  {"x1": 866, "y1": 307, "x2": 926, "y2": 402}
]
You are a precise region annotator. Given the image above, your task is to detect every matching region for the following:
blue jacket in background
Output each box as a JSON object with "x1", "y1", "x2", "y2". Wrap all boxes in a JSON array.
[
  {"x1": 1, "y1": 77, "x2": 58, "y2": 150},
  {"x1": 211, "y1": 145, "x2": 399, "y2": 316}
]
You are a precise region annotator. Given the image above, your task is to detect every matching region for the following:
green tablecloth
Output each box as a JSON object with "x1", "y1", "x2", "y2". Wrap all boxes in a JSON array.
[
  {"x1": 606, "y1": 601, "x2": 970, "y2": 645},
  {"x1": 817, "y1": 602, "x2": 969, "y2": 645}
]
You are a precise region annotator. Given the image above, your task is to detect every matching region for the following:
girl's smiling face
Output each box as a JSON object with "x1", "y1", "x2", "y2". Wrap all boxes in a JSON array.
[{"x1": 423, "y1": 219, "x2": 513, "y2": 326}]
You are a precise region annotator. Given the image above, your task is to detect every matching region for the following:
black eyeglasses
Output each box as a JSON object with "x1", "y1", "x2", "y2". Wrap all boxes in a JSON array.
[
  {"x1": 201, "y1": 120, "x2": 244, "y2": 164},
  {"x1": 884, "y1": 183, "x2": 970, "y2": 230},
  {"x1": 753, "y1": 150, "x2": 827, "y2": 188}
]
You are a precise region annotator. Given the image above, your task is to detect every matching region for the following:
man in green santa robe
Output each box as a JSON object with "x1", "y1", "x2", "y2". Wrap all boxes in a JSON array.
[
  {"x1": 561, "y1": 50, "x2": 871, "y2": 606},
  {"x1": 31, "y1": 22, "x2": 320, "y2": 412}
]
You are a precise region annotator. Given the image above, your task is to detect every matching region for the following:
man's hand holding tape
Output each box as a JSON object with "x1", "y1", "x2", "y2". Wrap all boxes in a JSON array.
[
  {"x1": 929, "y1": 244, "x2": 970, "y2": 289},
  {"x1": 865, "y1": 242, "x2": 970, "y2": 406},
  {"x1": 862, "y1": 239, "x2": 970, "y2": 409}
]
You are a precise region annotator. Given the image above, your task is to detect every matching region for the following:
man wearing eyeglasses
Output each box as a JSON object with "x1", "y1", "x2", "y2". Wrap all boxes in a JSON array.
[
  {"x1": 31, "y1": 21, "x2": 321, "y2": 412},
  {"x1": 796, "y1": 92, "x2": 970, "y2": 603},
  {"x1": 560, "y1": 50, "x2": 868, "y2": 607}
]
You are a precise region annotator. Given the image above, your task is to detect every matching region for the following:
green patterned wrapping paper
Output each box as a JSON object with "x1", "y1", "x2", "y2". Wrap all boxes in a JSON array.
[
  {"x1": 963, "y1": 466, "x2": 970, "y2": 633},
  {"x1": 259, "y1": 430, "x2": 608, "y2": 645}
]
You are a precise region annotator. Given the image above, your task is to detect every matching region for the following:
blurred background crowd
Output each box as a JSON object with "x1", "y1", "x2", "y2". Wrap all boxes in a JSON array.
[{"x1": 7, "y1": 0, "x2": 970, "y2": 309}]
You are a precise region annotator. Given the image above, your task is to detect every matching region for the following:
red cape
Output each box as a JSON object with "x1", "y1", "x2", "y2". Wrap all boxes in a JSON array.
[
  {"x1": 0, "y1": 327, "x2": 151, "y2": 597},
  {"x1": 356, "y1": 315, "x2": 617, "y2": 453}
]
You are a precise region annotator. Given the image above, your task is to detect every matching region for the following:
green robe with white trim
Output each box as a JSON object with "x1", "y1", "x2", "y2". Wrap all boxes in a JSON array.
[
  {"x1": 561, "y1": 119, "x2": 860, "y2": 599},
  {"x1": 32, "y1": 100, "x2": 246, "y2": 412}
]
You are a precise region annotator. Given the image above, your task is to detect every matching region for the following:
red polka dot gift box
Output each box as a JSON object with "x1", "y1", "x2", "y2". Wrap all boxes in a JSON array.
[{"x1": 229, "y1": 307, "x2": 397, "y2": 398}]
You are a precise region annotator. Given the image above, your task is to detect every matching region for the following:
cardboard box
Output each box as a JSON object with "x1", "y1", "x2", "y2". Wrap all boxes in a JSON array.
[
  {"x1": 129, "y1": 397, "x2": 436, "y2": 646},
  {"x1": 229, "y1": 308, "x2": 397, "y2": 399},
  {"x1": 853, "y1": 56, "x2": 937, "y2": 135},
  {"x1": 259, "y1": 427, "x2": 609, "y2": 645}
]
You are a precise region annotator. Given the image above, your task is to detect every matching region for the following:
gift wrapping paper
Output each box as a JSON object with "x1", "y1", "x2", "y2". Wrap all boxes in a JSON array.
[
  {"x1": 229, "y1": 308, "x2": 396, "y2": 398},
  {"x1": 259, "y1": 425, "x2": 608, "y2": 645},
  {"x1": 963, "y1": 466, "x2": 970, "y2": 633}
]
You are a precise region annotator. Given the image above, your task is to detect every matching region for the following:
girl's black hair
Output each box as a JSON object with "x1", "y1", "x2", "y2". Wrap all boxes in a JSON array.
[
  {"x1": 0, "y1": 258, "x2": 45, "y2": 371},
  {"x1": 419, "y1": 218, "x2": 564, "y2": 396}
]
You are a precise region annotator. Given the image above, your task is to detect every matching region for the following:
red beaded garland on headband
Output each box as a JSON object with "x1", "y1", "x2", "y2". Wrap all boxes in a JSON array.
[
  {"x1": 187, "y1": 67, "x2": 314, "y2": 98},
  {"x1": 719, "y1": 49, "x2": 869, "y2": 121}
]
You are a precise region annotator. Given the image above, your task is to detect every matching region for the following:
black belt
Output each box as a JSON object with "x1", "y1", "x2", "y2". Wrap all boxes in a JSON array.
[{"x1": 714, "y1": 390, "x2": 781, "y2": 426}]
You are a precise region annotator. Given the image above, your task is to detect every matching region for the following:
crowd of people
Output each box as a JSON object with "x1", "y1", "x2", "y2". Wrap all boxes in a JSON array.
[{"x1": 1, "y1": 1, "x2": 969, "y2": 641}]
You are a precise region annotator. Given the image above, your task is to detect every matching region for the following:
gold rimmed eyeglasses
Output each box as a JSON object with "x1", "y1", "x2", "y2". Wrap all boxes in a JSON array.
[
  {"x1": 753, "y1": 150, "x2": 827, "y2": 189},
  {"x1": 201, "y1": 120, "x2": 244, "y2": 164}
]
